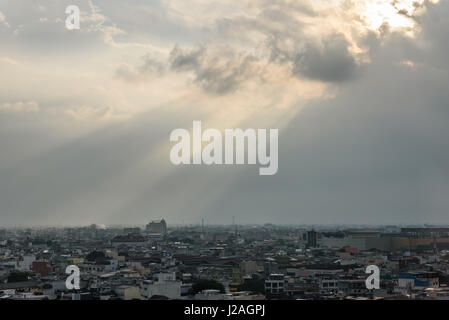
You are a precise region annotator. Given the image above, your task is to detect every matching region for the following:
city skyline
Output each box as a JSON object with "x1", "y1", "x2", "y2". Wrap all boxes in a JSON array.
[{"x1": 2, "y1": 222, "x2": 449, "y2": 301}]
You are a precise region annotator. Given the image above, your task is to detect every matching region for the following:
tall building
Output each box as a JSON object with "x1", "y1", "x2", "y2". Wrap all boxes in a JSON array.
[
  {"x1": 307, "y1": 230, "x2": 318, "y2": 248},
  {"x1": 146, "y1": 219, "x2": 167, "y2": 235}
]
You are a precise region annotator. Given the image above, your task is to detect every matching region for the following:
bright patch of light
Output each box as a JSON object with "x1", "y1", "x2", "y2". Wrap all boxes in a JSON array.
[{"x1": 357, "y1": 0, "x2": 440, "y2": 34}]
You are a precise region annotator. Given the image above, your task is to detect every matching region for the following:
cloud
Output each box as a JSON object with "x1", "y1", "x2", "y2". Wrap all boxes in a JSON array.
[
  {"x1": 0, "y1": 101, "x2": 39, "y2": 113},
  {"x1": 169, "y1": 45, "x2": 260, "y2": 95},
  {"x1": 291, "y1": 34, "x2": 360, "y2": 83},
  {"x1": 65, "y1": 105, "x2": 125, "y2": 121},
  {"x1": 124, "y1": 0, "x2": 440, "y2": 92},
  {"x1": 116, "y1": 54, "x2": 166, "y2": 82},
  {"x1": 0, "y1": 56, "x2": 19, "y2": 65},
  {"x1": 0, "y1": 11, "x2": 10, "y2": 28}
]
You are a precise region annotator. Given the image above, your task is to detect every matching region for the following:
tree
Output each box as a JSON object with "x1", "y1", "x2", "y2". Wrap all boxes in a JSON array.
[
  {"x1": 7, "y1": 271, "x2": 29, "y2": 283},
  {"x1": 189, "y1": 279, "x2": 225, "y2": 295},
  {"x1": 86, "y1": 250, "x2": 105, "y2": 262},
  {"x1": 238, "y1": 278, "x2": 265, "y2": 294}
]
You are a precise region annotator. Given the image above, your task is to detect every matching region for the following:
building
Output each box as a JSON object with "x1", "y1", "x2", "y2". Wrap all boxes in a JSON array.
[
  {"x1": 319, "y1": 278, "x2": 339, "y2": 293},
  {"x1": 307, "y1": 230, "x2": 318, "y2": 248},
  {"x1": 146, "y1": 219, "x2": 167, "y2": 235},
  {"x1": 115, "y1": 285, "x2": 141, "y2": 300},
  {"x1": 194, "y1": 289, "x2": 224, "y2": 300},
  {"x1": 111, "y1": 235, "x2": 148, "y2": 247},
  {"x1": 400, "y1": 228, "x2": 449, "y2": 237},
  {"x1": 396, "y1": 272, "x2": 439, "y2": 294},
  {"x1": 265, "y1": 274, "x2": 286, "y2": 294},
  {"x1": 338, "y1": 280, "x2": 370, "y2": 297},
  {"x1": 240, "y1": 260, "x2": 262, "y2": 276},
  {"x1": 140, "y1": 272, "x2": 181, "y2": 300},
  {"x1": 0, "y1": 281, "x2": 42, "y2": 295},
  {"x1": 194, "y1": 290, "x2": 265, "y2": 300},
  {"x1": 123, "y1": 227, "x2": 141, "y2": 235},
  {"x1": 19, "y1": 255, "x2": 35, "y2": 271},
  {"x1": 32, "y1": 261, "x2": 53, "y2": 276},
  {"x1": 320, "y1": 229, "x2": 392, "y2": 251}
]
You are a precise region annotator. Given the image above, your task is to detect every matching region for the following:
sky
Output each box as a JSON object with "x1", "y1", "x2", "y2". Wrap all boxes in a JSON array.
[{"x1": 0, "y1": 0, "x2": 448, "y2": 226}]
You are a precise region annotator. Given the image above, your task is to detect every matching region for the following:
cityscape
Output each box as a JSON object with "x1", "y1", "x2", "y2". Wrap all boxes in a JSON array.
[
  {"x1": 1, "y1": 220, "x2": 449, "y2": 300},
  {"x1": 1, "y1": 0, "x2": 449, "y2": 312}
]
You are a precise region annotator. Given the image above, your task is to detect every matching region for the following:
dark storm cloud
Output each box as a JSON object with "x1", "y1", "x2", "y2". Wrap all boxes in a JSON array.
[{"x1": 292, "y1": 34, "x2": 360, "y2": 83}]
